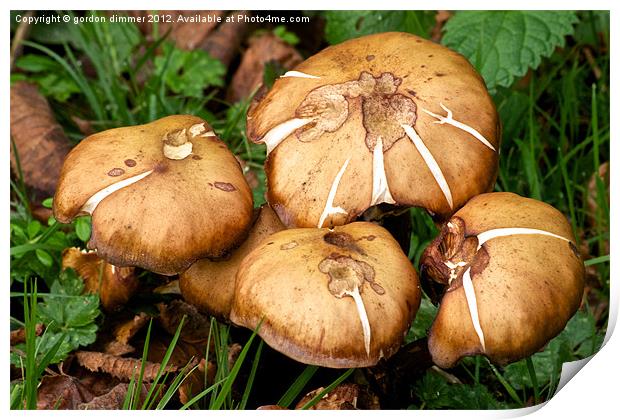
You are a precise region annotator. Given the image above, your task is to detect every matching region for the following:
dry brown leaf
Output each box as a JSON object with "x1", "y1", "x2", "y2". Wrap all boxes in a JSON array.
[
  {"x1": 62, "y1": 247, "x2": 139, "y2": 312},
  {"x1": 295, "y1": 383, "x2": 380, "y2": 410},
  {"x1": 431, "y1": 11, "x2": 453, "y2": 42},
  {"x1": 178, "y1": 358, "x2": 217, "y2": 405},
  {"x1": 587, "y1": 162, "x2": 609, "y2": 236},
  {"x1": 156, "y1": 300, "x2": 211, "y2": 343},
  {"x1": 235, "y1": 156, "x2": 259, "y2": 190},
  {"x1": 10, "y1": 323, "x2": 43, "y2": 345},
  {"x1": 10, "y1": 82, "x2": 72, "y2": 197},
  {"x1": 128, "y1": 11, "x2": 225, "y2": 50},
  {"x1": 257, "y1": 405, "x2": 288, "y2": 410},
  {"x1": 30, "y1": 204, "x2": 53, "y2": 224},
  {"x1": 77, "y1": 383, "x2": 148, "y2": 410},
  {"x1": 200, "y1": 11, "x2": 252, "y2": 66},
  {"x1": 37, "y1": 375, "x2": 94, "y2": 410},
  {"x1": 227, "y1": 33, "x2": 303, "y2": 103},
  {"x1": 114, "y1": 312, "x2": 150, "y2": 346},
  {"x1": 76, "y1": 351, "x2": 177, "y2": 381},
  {"x1": 71, "y1": 115, "x2": 96, "y2": 136},
  {"x1": 153, "y1": 279, "x2": 182, "y2": 295}
]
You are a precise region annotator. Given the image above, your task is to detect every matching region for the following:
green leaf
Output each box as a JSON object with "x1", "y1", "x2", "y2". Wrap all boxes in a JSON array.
[
  {"x1": 35, "y1": 249, "x2": 53, "y2": 267},
  {"x1": 14, "y1": 54, "x2": 81, "y2": 102},
  {"x1": 154, "y1": 43, "x2": 226, "y2": 98},
  {"x1": 262, "y1": 60, "x2": 286, "y2": 90},
  {"x1": 503, "y1": 310, "x2": 601, "y2": 391},
  {"x1": 41, "y1": 198, "x2": 53, "y2": 208},
  {"x1": 273, "y1": 25, "x2": 299, "y2": 46},
  {"x1": 35, "y1": 269, "x2": 100, "y2": 363},
  {"x1": 15, "y1": 54, "x2": 59, "y2": 73},
  {"x1": 442, "y1": 11, "x2": 579, "y2": 90},
  {"x1": 27, "y1": 220, "x2": 42, "y2": 239},
  {"x1": 413, "y1": 370, "x2": 509, "y2": 409},
  {"x1": 75, "y1": 217, "x2": 92, "y2": 242},
  {"x1": 405, "y1": 297, "x2": 438, "y2": 343},
  {"x1": 323, "y1": 11, "x2": 435, "y2": 45}
]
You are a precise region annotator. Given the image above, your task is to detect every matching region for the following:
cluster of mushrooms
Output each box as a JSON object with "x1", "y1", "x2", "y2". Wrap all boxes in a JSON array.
[{"x1": 53, "y1": 32, "x2": 584, "y2": 372}]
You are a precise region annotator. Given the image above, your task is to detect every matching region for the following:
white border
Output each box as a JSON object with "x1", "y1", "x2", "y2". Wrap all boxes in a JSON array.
[{"x1": 2, "y1": 2, "x2": 617, "y2": 418}]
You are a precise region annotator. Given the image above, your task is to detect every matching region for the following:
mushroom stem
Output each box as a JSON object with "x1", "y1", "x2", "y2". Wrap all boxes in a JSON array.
[
  {"x1": 402, "y1": 124, "x2": 453, "y2": 209},
  {"x1": 345, "y1": 286, "x2": 371, "y2": 356},
  {"x1": 261, "y1": 118, "x2": 313, "y2": 155},
  {"x1": 476, "y1": 228, "x2": 571, "y2": 251},
  {"x1": 318, "y1": 157, "x2": 350, "y2": 228},
  {"x1": 370, "y1": 137, "x2": 395, "y2": 206},
  {"x1": 280, "y1": 71, "x2": 321, "y2": 79},
  {"x1": 81, "y1": 170, "x2": 154, "y2": 215},
  {"x1": 422, "y1": 103, "x2": 496, "y2": 152},
  {"x1": 461, "y1": 267, "x2": 486, "y2": 352}
]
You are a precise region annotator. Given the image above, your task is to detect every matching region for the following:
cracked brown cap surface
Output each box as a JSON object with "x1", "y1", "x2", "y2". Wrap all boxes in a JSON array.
[
  {"x1": 53, "y1": 115, "x2": 254, "y2": 275},
  {"x1": 420, "y1": 192, "x2": 585, "y2": 367},
  {"x1": 179, "y1": 205, "x2": 285, "y2": 320},
  {"x1": 230, "y1": 221, "x2": 421, "y2": 368},
  {"x1": 247, "y1": 32, "x2": 499, "y2": 228}
]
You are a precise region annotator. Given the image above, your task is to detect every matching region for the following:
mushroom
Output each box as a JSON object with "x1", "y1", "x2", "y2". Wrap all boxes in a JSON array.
[
  {"x1": 230, "y1": 221, "x2": 421, "y2": 368},
  {"x1": 420, "y1": 192, "x2": 585, "y2": 368},
  {"x1": 179, "y1": 205, "x2": 285, "y2": 320},
  {"x1": 61, "y1": 247, "x2": 138, "y2": 312},
  {"x1": 53, "y1": 115, "x2": 254, "y2": 275},
  {"x1": 246, "y1": 32, "x2": 499, "y2": 228}
]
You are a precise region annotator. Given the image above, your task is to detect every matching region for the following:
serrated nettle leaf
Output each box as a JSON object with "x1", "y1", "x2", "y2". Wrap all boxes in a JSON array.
[
  {"x1": 442, "y1": 11, "x2": 578, "y2": 90},
  {"x1": 323, "y1": 11, "x2": 436, "y2": 45}
]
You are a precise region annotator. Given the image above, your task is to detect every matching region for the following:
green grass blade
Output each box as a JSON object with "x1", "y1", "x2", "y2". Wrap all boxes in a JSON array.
[
  {"x1": 277, "y1": 364, "x2": 319, "y2": 408},
  {"x1": 141, "y1": 316, "x2": 185, "y2": 409},
  {"x1": 487, "y1": 360, "x2": 523, "y2": 406},
  {"x1": 585, "y1": 255, "x2": 610, "y2": 266},
  {"x1": 210, "y1": 321, "x2": 262, "y2": 410},
  {"x1": 298, "y1": 368, "x2": 355, "y2": 410},
  {"x1": 526, "y1": 357, "x2": 540, "y2": 405},
  {"x1": 239, "y1": 340, "x2": 264, "y2": 410},
  {"x1": 179, "y1": 377, "x2": 228, "y2": 410}
]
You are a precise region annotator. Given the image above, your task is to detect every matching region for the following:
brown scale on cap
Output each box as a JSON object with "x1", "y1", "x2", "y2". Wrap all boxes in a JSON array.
[
  {"x1": 248, "y1": 32, "x2": 500, "y2": 228},
  {"x1": 421, "y1": 192, "x2": 585, "y2": 368},
  {"x1": 293, "y1": 71, "x2": 415, "y2": 153},
  {"x1": 421, "y1": 217, "x2": 489, "y2": 302},
  {"x1": 230, "y1": 221, "x2": 421, "y2": 368},
  {"x1": 53, "y1": 115, "x2": 254, "y2": 275}
]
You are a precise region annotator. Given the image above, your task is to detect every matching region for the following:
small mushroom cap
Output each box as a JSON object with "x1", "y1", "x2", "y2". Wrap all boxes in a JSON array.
[
  {"x1": 61, "y1": 247, "x2": 138, "y2": 312},
  {"x1": 422, "y1": 192, "x2": 585, "y2": 368},
  {"x1": 179, "y1": 205, "x2": 285, "y2": 320},
  {"x1": 230, "y1": 222, "x2": 421, "y2": 368},
  {"x1": 53, "y1": 115, "x2": 254, "y2": 275},
  {"x1": 247, "y1": 32, "x2": 499, "y2": 227}
]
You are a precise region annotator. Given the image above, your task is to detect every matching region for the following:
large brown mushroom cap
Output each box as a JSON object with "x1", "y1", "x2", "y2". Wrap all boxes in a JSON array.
[
  {"x1": 179, "y1": 205, "x2": 285, "y2": 320},
  {"x1": 247, "y1": 32, "x2": 499, "y2": 228},
  {"x1": 421, "y1": 192, "x2": 585, "y2": 368},
  {"x1": 230, "y1": 222, "x2": 421, "y2": 368},
  {"x1": 53, "y1": 115, "x2": 253, "y2": 275}
]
